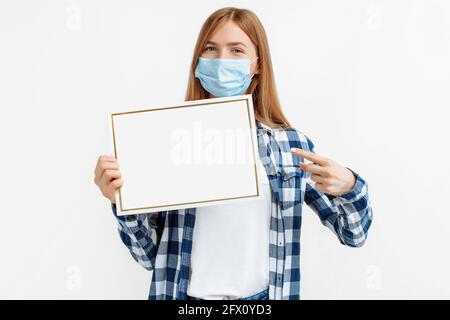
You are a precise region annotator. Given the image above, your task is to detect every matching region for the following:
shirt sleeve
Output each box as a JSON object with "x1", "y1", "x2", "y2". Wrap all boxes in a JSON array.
[
  {"x1": 302, "y1": 136, "x2": 373, "y2": 247},
  {"x1": 111, "y1": 202, "x2": 163, "y2": 270}
]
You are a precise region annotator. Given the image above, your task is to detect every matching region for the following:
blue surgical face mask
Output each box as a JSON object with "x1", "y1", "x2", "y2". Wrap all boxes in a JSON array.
[{"x1": 194, "y1": 57, "x2": 259, "y2": 97}]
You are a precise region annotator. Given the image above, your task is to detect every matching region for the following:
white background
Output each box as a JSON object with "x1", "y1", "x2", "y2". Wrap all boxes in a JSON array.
[{"x1": 0, "y1": 0, "x2": 449, "y2": 299}]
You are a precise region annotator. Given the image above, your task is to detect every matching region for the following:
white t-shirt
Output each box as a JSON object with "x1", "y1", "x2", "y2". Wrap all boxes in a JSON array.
[{"x1": 187, "y1": 156, "x2": 272, "y2": 300}]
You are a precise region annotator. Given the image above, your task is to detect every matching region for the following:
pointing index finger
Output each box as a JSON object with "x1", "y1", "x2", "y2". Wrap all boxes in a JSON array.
[{"x1": 290, "y1": 147, "x2": 328, "y2": 166}]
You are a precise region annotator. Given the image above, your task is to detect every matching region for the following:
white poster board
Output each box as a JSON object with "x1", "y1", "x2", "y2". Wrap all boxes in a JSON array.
[{"x1": 110, "y1": 95, "x2": 262, "y2": 216}]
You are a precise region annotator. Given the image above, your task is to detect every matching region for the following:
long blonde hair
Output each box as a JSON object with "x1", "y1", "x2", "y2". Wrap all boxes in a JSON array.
[{"x1": 185, "y1": 7, "x2": 292, "y2": 129}]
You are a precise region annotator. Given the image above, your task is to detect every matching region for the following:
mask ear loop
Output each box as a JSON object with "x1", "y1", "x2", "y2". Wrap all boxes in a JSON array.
[{"x1": 249, "y1": 57, "x2": 259, "y2": 80}]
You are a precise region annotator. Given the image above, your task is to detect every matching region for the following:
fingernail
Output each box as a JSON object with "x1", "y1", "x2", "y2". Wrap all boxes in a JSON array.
[{"x1": 290, "y1": 148, "x2": 297, "y2": 152}]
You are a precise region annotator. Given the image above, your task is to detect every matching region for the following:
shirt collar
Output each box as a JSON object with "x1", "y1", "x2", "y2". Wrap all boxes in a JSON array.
[{"x1": 256, "y1": 121, "x2": 275, "y2": 136}]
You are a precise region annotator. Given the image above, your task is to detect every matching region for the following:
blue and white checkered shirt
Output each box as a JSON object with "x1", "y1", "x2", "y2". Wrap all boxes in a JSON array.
[{"x1": 111, "y1": 121, "x2": 373, "y2": 300}]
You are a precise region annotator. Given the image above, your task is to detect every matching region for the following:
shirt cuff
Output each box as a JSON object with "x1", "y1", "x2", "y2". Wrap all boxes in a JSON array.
[{"x1": 333, "y1": 167, "x2": 367, "y2": 203}]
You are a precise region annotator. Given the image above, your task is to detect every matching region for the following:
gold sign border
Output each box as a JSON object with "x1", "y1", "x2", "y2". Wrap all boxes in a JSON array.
[{"x1": 111, "y1": 97, "x2": 260, "y2": 213}]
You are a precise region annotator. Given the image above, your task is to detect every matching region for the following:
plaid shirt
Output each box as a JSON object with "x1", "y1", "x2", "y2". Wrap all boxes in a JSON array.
[{"x1": 111, "y1": 121, "x2": 373, "y2": 300}]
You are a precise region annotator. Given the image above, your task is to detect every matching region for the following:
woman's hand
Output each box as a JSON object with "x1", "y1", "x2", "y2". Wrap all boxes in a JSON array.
[
  {"x1": 290, "y1": 148, "x2": 356, "y2": 196},
  {"x1": 94, "y1": 155, "x2": 123, "y2": 203}
]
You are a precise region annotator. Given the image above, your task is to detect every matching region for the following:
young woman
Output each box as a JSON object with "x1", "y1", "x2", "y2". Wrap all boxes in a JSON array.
[{"x1": 94, "y1": 7, "x2": 373, "y2": 300}]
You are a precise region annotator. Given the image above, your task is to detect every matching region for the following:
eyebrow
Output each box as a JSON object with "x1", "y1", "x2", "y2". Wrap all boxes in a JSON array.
[{"x1": 206, "y1": 41, "x2": 248, "y2": 48}]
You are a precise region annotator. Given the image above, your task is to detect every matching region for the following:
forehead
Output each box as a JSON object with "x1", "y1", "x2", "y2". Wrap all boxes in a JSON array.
[{"x1": 207, "y1": 21, "x2": 253, "y2": 46}]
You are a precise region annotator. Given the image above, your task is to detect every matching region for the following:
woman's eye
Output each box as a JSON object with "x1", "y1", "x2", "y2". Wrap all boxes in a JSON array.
[
  {"x1": 232, "y1": 48, "x2": 244, "y2": 54},
  {"x1": 204, "y1": 46, "x2": 216, "y2": 52}
]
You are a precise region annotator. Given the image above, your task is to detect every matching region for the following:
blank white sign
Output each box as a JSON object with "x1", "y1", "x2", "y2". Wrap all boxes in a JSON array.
[{"x1": 110, "y1": 94, "x2": 262, "y2": 216}]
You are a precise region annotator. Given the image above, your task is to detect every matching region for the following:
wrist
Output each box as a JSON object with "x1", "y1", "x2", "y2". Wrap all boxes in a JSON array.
[{"x1": 346, "y1": 169, "x2": 357, "y2": 193}]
